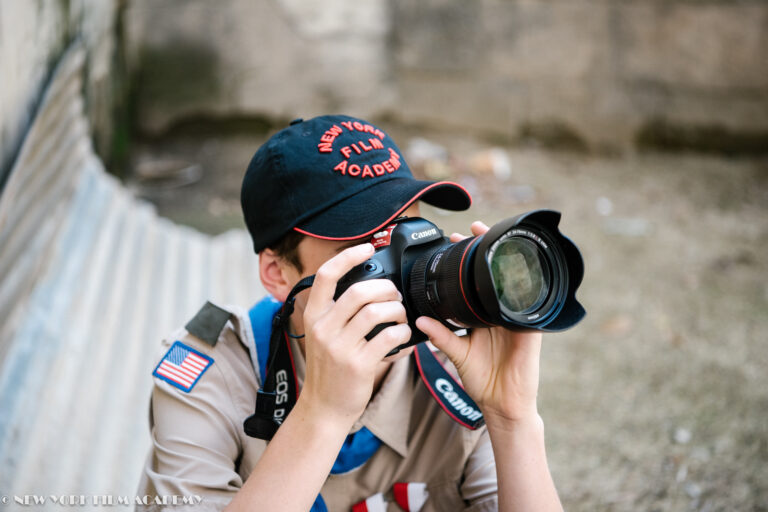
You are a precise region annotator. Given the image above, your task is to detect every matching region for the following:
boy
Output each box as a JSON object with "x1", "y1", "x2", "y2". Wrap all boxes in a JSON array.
[{"x1": 138, "y1": 115, "x2": 562, "y2": 511}]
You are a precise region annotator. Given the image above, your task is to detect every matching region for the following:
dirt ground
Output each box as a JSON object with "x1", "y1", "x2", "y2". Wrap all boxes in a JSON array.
[{"x1": 129, "y1": 127, "x2": 768, "y2": 512}]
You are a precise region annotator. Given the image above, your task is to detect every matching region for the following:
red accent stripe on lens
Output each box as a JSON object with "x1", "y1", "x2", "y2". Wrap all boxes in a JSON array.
[
  {"x1": 458, "y1": 237, "x2": 492, "y2": 326},
  {"x1": 293, "y1": 181, "x2": 472, "y2": 241}
]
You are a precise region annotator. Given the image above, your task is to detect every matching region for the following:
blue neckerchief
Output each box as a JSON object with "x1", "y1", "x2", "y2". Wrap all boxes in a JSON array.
[
  {"x1": 249, "y1": 297, "x2": 383, "y2": 511},
  {"x1": 248, "y1": 295, "x2": 283, "y2": 384}
]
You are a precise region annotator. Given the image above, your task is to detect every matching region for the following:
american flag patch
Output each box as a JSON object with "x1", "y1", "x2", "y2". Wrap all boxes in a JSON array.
[{"x1": 153, "y1": 342, "x2": 213, "y2": 392}]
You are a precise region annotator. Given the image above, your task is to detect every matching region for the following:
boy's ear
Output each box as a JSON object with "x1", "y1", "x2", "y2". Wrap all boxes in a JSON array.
[{"x1": 259, "y1": 249, "x2": 295, "y2": 303}]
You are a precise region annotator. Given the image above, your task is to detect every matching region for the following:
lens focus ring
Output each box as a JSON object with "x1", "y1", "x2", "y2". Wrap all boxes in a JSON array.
[
  {"x1": 407, "y1": 254, "x2": 435, "y2": 320},
  {"x1": 409, "y1": 237, "x2": 489, "y2": 328}
]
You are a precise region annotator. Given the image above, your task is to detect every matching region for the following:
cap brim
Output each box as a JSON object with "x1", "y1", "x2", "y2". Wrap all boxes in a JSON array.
[{"x1": 294, "y1": 178, "x2": 472, "y2": 241}]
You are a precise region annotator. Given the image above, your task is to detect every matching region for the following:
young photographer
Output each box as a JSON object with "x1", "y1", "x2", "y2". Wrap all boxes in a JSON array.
[{"x1": 138, "y1": 115, "x2": 563, "y2": 511}]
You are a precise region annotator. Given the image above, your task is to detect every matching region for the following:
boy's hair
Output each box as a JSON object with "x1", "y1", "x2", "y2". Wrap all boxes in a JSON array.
[{"x1": 268, "y1": 230, "x2": 305, "y2": 274}]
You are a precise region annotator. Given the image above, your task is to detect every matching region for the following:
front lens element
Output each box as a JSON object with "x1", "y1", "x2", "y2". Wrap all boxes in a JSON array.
[{"x1": 490, "y1": 238, "x2": 548, "y2": 314}]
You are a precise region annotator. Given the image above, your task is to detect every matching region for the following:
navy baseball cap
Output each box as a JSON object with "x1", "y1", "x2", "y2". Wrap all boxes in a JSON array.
[{"x1": 241, "y1": 115, "x2": 472, "y2": 253}]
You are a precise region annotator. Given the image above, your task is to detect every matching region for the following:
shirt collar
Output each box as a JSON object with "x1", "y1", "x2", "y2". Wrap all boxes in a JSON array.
[
  {"x1": 287, "y1": 336, "x2": 413, "y2": 459},
  {"x1": 354, "y1": 355, "x2": 414, "y2": 458}
]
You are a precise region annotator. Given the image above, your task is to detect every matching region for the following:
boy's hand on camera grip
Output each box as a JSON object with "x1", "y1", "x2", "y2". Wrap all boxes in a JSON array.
[{"x1": 299, "y1": 243, "x2": 411, "y2": 426}]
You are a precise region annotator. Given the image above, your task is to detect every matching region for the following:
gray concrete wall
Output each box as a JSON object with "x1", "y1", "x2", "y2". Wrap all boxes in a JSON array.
[
  {"x1": 0, "y1": 0, "x2": 120, "y2": 189},
  {"x1": 3, "y1": 1, "x2": 765, "y2": 161},
  {"x1": 124, "y1": 0, "x2": 392, "y2": 133},
  {"x1": 391, "y1": 0, "x2": 768, "y2": 152},
  {"x1": 125, "y1": 0, "x2": 768, "y2": 153}
]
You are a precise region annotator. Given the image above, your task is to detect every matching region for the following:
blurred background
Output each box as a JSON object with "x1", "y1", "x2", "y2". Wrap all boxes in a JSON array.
[{"x1": 1, "y1": 0, "x2": 766, "y2": 510}]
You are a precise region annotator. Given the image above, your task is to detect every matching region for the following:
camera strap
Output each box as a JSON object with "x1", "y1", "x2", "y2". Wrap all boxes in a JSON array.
[
  {"x1": 244, "y1": 275, "x2": 485, "y2": 440},
  {"x1": 413, "y1": 343, "x2": 484, "y2": 429},
  {"x1": 243, "y1": 275, "x2": 315, "y2": 440}
]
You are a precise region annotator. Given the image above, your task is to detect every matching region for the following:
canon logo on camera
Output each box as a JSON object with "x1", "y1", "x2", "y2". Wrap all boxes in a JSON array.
[{"x1": 411, "y1": 228, "x2": 437, "y2": 240}]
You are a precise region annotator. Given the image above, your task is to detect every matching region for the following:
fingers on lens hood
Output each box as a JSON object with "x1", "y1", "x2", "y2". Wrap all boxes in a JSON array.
[{"x1": 334, "y1": 210, "x2": 586, "y2": 351}]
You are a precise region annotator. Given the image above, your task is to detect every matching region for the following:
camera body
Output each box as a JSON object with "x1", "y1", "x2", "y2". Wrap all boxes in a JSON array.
[
  {"x1": 334, "y1": 211, "x2": 585, "y2": 353},
  {"x1": 335, "y1": 216, "x2": 453, "y2": 349}
]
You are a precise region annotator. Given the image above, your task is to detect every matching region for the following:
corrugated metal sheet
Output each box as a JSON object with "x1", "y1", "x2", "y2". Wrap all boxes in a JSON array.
[{"x1": 0, "y1": 43, "x2": 264, "y2": 505}]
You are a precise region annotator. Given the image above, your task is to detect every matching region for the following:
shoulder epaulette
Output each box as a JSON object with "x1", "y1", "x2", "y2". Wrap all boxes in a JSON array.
[{"x1": 185, "y1": 301, "x2": 232, "y2": 347}]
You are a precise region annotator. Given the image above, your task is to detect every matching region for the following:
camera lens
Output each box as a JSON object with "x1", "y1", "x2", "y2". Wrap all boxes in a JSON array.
[
  {"x1": 489, "y1": 238, "x2": 549, "y2": 315},
  {"x1": 408, "y1": 237, "x2": 483, "y2": 328},
  {"x1": 408, "y1": 210, "x2": 585, "y2": 333}
]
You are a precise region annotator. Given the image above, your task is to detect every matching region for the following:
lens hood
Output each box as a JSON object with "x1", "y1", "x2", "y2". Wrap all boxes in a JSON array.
[{"x1": 471, "y1": 209, "x2": 585, "y2": 331}]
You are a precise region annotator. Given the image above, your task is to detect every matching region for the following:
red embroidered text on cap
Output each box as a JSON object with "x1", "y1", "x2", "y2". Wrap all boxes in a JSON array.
[{"x1": 316, "y1": 120, "x2": 403, "y2": 179}]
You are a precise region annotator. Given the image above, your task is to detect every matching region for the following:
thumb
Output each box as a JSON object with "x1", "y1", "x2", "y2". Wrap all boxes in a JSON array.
[{"x1": 415, "y1": 316, "x2": 468, "y2": 368}]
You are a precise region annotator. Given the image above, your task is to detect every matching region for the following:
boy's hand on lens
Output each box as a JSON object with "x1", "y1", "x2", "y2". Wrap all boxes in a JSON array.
[
  {"x1": 299, "y1": 243, "x2": 411, "y2": 428},
  {"x1": 416, "y1": 221, "x2": 543, "y2": 426}
]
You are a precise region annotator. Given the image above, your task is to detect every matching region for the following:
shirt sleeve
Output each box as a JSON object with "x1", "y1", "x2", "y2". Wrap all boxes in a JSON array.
[
  {"x1": 138, "y1": 358, "x2": 243, "y2": 511},
  {"x1": 461, "y1": 428, "x2": 499, "y2": 511}
]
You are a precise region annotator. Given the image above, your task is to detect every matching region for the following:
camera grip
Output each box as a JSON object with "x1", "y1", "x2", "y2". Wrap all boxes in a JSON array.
[{"x1": 334, "y1": 261, "x2": 401, "y2": 343}]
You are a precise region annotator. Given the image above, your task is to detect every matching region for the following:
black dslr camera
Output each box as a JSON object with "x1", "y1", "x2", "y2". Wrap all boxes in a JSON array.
[{"x1": 335, "y1": 210, "x2": 586, "y2": 353}]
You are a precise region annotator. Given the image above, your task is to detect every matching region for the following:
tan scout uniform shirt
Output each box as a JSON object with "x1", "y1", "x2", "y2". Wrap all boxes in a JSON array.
[{"x1": 138, "y1": 303, "x2": 498, "y2": 511}]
